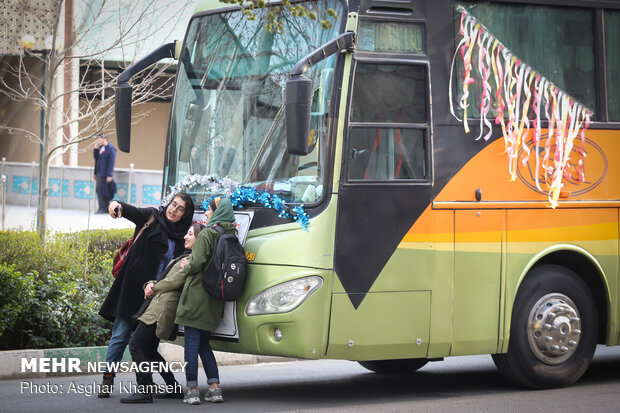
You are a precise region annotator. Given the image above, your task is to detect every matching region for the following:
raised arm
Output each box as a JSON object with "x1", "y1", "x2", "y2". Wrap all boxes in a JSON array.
[{"x1": 108, "y1": 201, "x2": 155, "y2": 229}]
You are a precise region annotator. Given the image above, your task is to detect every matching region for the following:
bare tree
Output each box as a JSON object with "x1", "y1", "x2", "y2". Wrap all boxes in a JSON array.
[
  {"x1": 218, "y1": 0, "x2": 339, "y2": 32},
  {"x1": 0, "y1": 0, "x2": 191, "y2": 241}
]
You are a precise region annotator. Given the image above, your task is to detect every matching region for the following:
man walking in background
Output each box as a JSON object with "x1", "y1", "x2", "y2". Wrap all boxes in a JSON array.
[{"x1": 94, "y1": 134, "x2": 117, "y2": 214}]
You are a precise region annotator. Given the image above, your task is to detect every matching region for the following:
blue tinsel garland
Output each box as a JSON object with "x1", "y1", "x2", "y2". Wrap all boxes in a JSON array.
[{"x1": 202, "y1": 187, "x2": 310, "y2": 231}]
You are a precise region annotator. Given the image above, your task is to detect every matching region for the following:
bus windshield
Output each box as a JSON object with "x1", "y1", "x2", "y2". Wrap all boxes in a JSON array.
[{"x1": 164, "y1": 0, "x2": 343, "y2": 206}]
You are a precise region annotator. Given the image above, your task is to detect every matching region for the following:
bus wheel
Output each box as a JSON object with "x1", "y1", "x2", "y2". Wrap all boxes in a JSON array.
[
  {"x1": 358, "y1": 358, "x2": 428, "y2": 374},
  {"x1": 492, "y1": 264, "x2": 598, "y2": 389}
]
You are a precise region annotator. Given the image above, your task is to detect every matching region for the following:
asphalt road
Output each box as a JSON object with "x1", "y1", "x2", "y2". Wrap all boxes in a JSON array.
[{"x1": 1, "y1": 345, "x2": 620, "y2": 413}]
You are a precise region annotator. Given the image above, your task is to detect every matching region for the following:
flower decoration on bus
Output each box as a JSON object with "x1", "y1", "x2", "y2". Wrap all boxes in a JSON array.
[
  {"x1": 168, "y1": 175, "x2": 310, "y2": 230},
  {"x1": 451, "y1": 6, "x2": 592, "y2": 207},
  {"x1": 203, "y1": 187, "x2": 310, "y2": 231},
  {"x1": 164, "y1": 174, "x2": 239, "y2": 204}
]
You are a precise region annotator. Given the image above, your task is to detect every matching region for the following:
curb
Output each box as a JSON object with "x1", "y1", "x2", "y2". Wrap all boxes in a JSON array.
[
  {"x1": 1, "y1": 344, "x2": 295, "y2": 380},
  {"x1": 158, "y1": 343, "x2": 296, "y2": 367}
]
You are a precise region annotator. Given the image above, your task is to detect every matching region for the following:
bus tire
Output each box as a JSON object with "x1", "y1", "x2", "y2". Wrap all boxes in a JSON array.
[
  {"x1": 492, "y1": 264, "x2": 598, "y2": 389},
  {"x1": 358, "y1": 358, "x2": 428, "y2": 374}
]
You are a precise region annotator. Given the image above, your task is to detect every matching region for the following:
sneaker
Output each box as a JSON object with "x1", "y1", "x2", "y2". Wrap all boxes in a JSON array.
[
  {"x1": 183, "y1": 389, "x2": 200, "y2": 405},
  {"x1": 204, "y1": 387, "x2": 224, "y2": 403},
  {"x1": 98, "y1": 373, "x2": 114, "y2": 398}
]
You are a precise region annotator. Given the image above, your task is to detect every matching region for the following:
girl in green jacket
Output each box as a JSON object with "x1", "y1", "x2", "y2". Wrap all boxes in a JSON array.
[
  {"x1": 119, "y1": 223, "x2": 205, "y2": 404},
  {"x1": 176, "y1": 197, "x2": 237, "y2": 405}
]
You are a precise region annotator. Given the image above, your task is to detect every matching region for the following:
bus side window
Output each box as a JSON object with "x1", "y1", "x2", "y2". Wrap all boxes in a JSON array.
[
  {"x1": 455, "y1": 3, "x2": 596, "y2": 118},
  {"x1": 348, "y1": 63, "x2": 428, "y2": 181},
  {"x1": 606, "y1": 10, "x2": 620, "y2": 121},
  {"x1": 350, "y1": 127, "x2": 426, "y2": 180}
]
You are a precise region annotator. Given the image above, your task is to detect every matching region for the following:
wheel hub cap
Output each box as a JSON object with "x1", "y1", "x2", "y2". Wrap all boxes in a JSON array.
[{"x1": 527, "y1": 293, "x2": 581, "y2": 365}]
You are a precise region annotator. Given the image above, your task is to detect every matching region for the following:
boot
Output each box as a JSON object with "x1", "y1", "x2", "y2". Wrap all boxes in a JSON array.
[
  {"x1": 154, "y1": 381, "x2": 184, "y2": 399},
  {"x1": 120, "y1": 392, "x2": 153, "y2": 404},
  {"x1": 98, "y1": 373, "x2": 115, "y2": 398}
]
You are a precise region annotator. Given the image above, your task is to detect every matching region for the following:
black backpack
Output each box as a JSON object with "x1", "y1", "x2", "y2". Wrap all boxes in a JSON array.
[{"x1": 201, "y1": 225, "x2": 248, "y2": 301}]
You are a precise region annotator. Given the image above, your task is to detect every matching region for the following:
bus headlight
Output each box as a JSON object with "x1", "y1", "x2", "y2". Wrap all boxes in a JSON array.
[{"x1": 246, "y1": 276, "x2": 323, "y2": 315}]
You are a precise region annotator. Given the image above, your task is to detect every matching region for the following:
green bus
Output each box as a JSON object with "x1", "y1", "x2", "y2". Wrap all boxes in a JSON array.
[{"x1": 115, "y1": 0, "x2": 620, "y2": 389}]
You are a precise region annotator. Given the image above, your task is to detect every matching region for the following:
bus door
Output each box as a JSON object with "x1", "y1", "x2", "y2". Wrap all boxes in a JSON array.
[{"x1": 327, "y1": 53, "x2": 434, "y2": 359}]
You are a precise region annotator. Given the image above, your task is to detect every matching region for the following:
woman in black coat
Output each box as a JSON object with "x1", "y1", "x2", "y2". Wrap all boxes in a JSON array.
[{"x1": 97, "y1": 192, "x2": 195, "y2": 398}]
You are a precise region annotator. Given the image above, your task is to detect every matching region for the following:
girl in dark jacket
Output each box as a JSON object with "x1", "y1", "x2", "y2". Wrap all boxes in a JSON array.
[{"x1": 97, "y1": 193, "x2": 195, "y2": 398}]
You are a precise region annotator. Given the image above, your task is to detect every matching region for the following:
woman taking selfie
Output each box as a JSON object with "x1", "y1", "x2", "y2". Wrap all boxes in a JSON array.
[{"x1": 98, "y1": 193, "x2": 195, "y2": 398}]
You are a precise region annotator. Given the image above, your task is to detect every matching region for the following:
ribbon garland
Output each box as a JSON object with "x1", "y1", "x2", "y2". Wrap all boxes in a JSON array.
[
  {"x1": 164, "y1": 174, "x2": 239, "y2": 205},
  {"x1": 166, "y1": 174, "x2": 310, "y2": 230},
  {"x1": 202, "y1": 187, "x2": 310, "y2": 231},
  {"x1": 453, "y1": 6, "x2": 592, "y2": 208}
]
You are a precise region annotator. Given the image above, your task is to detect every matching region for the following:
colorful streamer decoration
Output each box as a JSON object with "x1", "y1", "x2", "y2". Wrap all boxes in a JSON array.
[{"x1": 451, "y1": 6, "x2": 592, "y2": 207}]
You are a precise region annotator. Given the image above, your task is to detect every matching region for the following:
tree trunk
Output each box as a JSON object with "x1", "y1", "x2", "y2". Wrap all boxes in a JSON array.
[
  {"x1": 36, "y1": 50, "x2": 57, "y2": 243},
  {"x1": 37, "y1": 135, "x2": 50, "y2": 241}
]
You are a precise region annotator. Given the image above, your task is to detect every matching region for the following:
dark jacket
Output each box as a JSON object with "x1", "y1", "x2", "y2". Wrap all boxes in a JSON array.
[
  {"x1": 175, "y1": 199, "x2": 236, "y2": 332},
  {"x1": 94, "y1": 143, "x2": 117, "y2": 178},
  {"x1": 99, "y1": 202, "x2": 188, "y2": 322}
]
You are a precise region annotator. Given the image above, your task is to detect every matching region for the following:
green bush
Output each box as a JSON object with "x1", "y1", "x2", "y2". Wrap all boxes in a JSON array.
[
  {"x1": 0, "y1": 264, "x2": 35, "y2": 340},
  {"x1": 0, "y1": 228, "x2": 133, "y2": 350}
]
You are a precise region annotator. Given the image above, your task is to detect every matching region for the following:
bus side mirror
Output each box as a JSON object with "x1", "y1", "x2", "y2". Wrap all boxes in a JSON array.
[
  {"x1": 115, "y1": 82, "x2": 132, "y2": 153},
  {"x1": 285, "y1": 75, "x2": 313, "y2": 156},
  {"x1": 284, "y1": 31, "x2": 355, "y2": 156},
  {"x1": 113, "y1": 41, "x2": 177, "y2": 153}
]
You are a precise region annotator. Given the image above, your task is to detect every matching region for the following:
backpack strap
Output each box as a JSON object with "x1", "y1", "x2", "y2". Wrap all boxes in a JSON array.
[
  {"x1": 211, "y1": 225, "x2": 225, "y2": 236},
  {"x1": 135, "y1": 214, "x2": 155, "y2": 242}
]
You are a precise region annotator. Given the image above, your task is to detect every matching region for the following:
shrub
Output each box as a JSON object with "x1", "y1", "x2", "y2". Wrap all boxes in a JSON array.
[
  {"x1": 0, "y1": 228, "x2": 133, "y2": 350},
  {"x1": 0, "y1": 264, "x2": 35, "y2": 342}
]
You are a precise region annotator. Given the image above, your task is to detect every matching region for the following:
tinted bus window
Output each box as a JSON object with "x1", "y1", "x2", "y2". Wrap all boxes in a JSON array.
[
  {"x1": 349, "y1": 127, "x2": 426, "y2": 181},
  {"x1": 606, "y1": 10, "x2": 620, "y2": 121},
  {"x1": 348, "y1": 63, "x2": 428, "y2": 182},
  {"x1": 351, "y1": 63, "x2": 427, "y2": 123},
  {"x1": 358, "y1": 21, "x2": 425, "y2": 54}
]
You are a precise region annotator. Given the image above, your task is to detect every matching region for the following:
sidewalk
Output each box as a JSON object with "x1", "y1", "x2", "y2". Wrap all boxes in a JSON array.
[
  {"x1": 1, "y1": 205, "x2": 135, "y2": 232},
  {"x1": 0, "y1": 343, "x2": 292, "y2": 380},
  {"x1": 0, "y1": 205, "x2": 294, "y2": 379}
]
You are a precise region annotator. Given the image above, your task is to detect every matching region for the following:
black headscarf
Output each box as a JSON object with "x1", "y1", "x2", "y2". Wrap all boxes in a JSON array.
[{"x1": 153, "y1": 193, "x2": 195, "y2": 241}]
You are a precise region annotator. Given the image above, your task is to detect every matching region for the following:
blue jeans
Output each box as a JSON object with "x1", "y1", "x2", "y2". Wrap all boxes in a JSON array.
[
  {"x1": 184, "y1": 326, "x2": 219, "y2": 387},
  {"x1": 104, "y1": 317, "x2": 133, "y2": 373}
]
